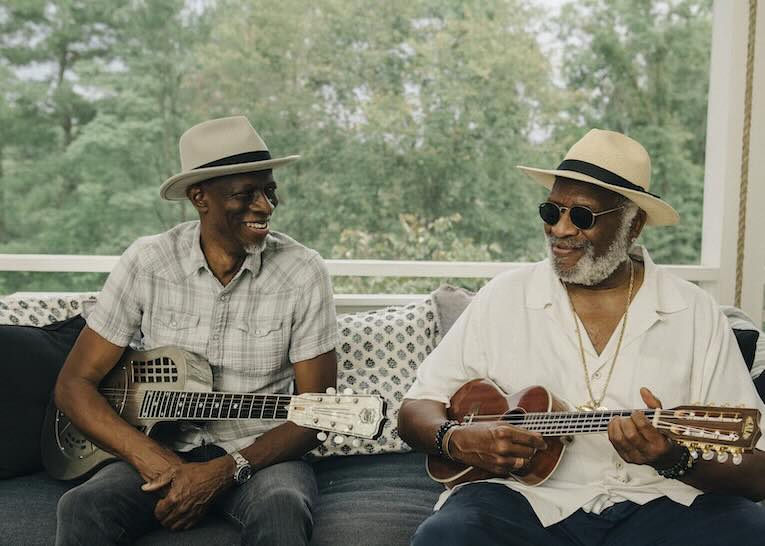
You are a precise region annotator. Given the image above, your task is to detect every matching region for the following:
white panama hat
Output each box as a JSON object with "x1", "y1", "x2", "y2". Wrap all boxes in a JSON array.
[
  {"x1": 160, "y1": 116, "x2": 299, "y2": 201},
  {"x1": 517, "y1": 129, "x2": 679, "y2": 226}
]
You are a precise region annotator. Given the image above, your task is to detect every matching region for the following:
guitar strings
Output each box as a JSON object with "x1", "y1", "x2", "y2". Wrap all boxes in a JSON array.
[{"x1": 95, "y1": 389, "x2": 361, "y2": 418}]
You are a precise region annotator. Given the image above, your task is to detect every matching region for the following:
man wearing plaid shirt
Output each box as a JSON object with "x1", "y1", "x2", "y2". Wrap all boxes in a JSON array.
[{"x1": 53, "y1": 116, "x2": 339, "y2": 545}]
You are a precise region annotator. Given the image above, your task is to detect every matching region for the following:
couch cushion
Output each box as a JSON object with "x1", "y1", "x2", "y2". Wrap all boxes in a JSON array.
[
  {"x1": 0, "y1": 471, "x2": 240, "y2": 545},
  {"x1": 312, "y1": 300, "x2": 438, "y2": 457},
  {"x1": 0, "y1": 293, "x2": 95, "y2": 326},
  {"x1": 430, "y1": 283, "x2": 475, "y2": 341},
  {"x1": 0, "y1": 315, "x2": 86, "y2": 479},
  {"x1": 310, "y1": 452, "x2": 441, "y2": 546}
]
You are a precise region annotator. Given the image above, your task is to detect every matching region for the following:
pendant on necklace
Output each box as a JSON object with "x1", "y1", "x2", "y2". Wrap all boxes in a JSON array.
[{"x1": 576, "y1": 402, "x2": 609, "y2": 412}]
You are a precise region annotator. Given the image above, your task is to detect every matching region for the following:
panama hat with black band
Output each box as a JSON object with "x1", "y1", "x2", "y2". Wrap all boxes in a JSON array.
[
  {"x1": 160, "y1": 116, "x2": 299, "y2": 201},
  {"x1": 517, "y1": 128, "x2": 679, "y2": 226}
]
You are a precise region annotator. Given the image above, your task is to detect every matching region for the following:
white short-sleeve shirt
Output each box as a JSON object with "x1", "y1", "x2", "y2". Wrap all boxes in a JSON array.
[{"x1": 405, "y1": 246, "x2": 765, "y2": 527}]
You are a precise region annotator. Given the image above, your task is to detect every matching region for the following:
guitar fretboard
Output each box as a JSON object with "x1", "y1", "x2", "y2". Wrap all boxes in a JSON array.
[
  {"x1": 139, "y1": 391, "x2": 291, "y2": 421},
  {"x1": 505, "y1": 409, "x2": 660, "y2": 435}
]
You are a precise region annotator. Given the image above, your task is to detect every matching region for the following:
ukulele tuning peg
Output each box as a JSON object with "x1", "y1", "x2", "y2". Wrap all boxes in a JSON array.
[
  {"x1": 333, "y1": 434, "x2": 346, "y2": 445},
  {"x1": 716, "y1": 450, "x2": 729, "y2": 463},
  {"x1": 352, "y1": 438, "x2": 362, "y2": 448},
  {"x1": 325, "y1": 387, "x2": 337, "y2": 395},
  {"x1": 702, "y1": 449, "x2": 715, "y2": 461},
  {"x1": 316, "y1": 432, "x2": 328, "y2": 442},
  {"x1": 732, "y1": 452, "x2": 743, "y2": 465},
  {"x1": 343, "y1": 388, "x2": 354, "y2": 396},
  {"x1": 688, "y1": 448, "x2": 699, "y2": 460}
]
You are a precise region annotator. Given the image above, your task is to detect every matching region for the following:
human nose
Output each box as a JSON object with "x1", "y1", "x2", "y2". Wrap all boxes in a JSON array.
[
  {"x1": 251, "y1": 189, "x2": 275, "y2": 212},
  {"x1": 549, "y1": 208, "x2": 579, "y2": 238}
]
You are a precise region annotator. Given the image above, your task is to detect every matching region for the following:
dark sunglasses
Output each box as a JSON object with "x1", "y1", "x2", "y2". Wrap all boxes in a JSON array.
[{"x1": 538, "y1": 201, "x2": 624, "y2": 230}]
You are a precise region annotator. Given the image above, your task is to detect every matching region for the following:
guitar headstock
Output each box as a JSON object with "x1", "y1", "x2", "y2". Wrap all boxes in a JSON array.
[
  {"x1": 663, "y1": 405, "x2": 762, "y2": 464},
  {"x1": 290, "y1": 388, "x2": 387, "y2": 444}
]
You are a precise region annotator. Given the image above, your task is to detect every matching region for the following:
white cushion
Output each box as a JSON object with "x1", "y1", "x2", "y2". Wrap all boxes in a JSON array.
[{"x1": 311, "y1": 299, "x2": 438, "y2": 457}]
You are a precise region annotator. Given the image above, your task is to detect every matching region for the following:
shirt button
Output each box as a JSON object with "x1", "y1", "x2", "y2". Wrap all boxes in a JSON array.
[
  {"x1": 170, "y1": 321, "x2": 177, "y2": 327},
  {"x1": 255, "y1": 329, "x2": 262, "y2": 335},
  {"x1": 220, "y1": 295, "x2": 228, "y2": 302},
  {"x1": 213, "y1": 334, "x2": 220, "y2": 340},
  {"x1": 615, "y1": 461, "x2": 623, "y2": 469}
]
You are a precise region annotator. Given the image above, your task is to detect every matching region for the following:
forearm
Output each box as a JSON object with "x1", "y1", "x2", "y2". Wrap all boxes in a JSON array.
[
  {"x1": 54, "y1": 376, "x2": 181, "y2": 479},
  {"x1": 677, "y1": 449, "x2": 765, "y2": 501},
  {"x1": 238, "y1": 422, "x2": 322, "y2": 471},
  {"x1": 397, "y1": 399, "x2": 450, "y2": 454}
]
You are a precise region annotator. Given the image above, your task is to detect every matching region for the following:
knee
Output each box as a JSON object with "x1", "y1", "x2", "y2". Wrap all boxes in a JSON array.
[
  {"x1": 57, "y1": 486, "x2": 97, "y2": 523},
  {"x1": 411, "y1": 514, "x2": 468, "y2": 546},
  {"x1": 256, "y1": 486, "x2": 313, "y2": 520}
]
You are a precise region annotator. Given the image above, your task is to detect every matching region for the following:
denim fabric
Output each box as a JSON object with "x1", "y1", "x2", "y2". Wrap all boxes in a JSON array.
[
  {"x1": 55, "y1": 445, "x2": 317, "y2": 546},
  {"x1": 411, "y1": 482, "x2": 765, "y2": 546}
]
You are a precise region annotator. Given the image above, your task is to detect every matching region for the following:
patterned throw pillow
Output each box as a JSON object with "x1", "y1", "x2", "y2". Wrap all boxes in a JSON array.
[
  {"x1": 311, "y1": 298, "x2": 437, "y2": 458},
  {"x1": 0, "y1": 293, "x2": 97, "y2": 327}
]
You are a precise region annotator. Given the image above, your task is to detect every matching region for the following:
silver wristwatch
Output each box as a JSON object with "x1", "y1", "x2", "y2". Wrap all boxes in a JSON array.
[{"x1": 230, "y1": 451, "x2": 253, "y2": 485}]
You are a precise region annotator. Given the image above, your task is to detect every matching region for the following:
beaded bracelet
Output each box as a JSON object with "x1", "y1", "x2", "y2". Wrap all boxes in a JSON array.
[
  {"x1": 656, "y1": 446, "x2": 695, "y2": 480},
  {"x1": 435, "y1": 420, "x2": 460, "y2": 459}
]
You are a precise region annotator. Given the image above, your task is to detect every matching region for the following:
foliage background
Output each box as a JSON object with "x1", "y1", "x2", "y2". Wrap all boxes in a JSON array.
[{"x1": 0, "y1": 0, "x2": 712, "y2": 294}]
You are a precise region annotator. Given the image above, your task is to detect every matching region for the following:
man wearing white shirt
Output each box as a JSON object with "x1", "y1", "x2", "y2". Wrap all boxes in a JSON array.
[{"x1": 398, "y1": 129, "x2": 765, "y2": 545}]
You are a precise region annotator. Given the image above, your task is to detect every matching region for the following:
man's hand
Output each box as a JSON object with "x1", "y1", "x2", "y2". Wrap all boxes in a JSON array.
[
  {"x1": 608, "y1": 387, "x2": 679, "y2": 468},
  {"x1": 449, "y1": 422, "x2": 548, "y2": 476},
  {"x1": 141, "y1": 457, "x2": 234, "y2": 531}
]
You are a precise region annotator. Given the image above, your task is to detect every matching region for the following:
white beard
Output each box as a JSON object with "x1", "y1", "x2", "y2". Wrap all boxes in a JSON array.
[{"x1": 547, "y1": 205, "x2": 639, "y2": 286}]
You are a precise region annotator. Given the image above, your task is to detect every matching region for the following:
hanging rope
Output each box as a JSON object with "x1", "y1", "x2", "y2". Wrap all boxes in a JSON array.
[{"x1": 735, "y1": 0, "x2": 758, "y2": 307}]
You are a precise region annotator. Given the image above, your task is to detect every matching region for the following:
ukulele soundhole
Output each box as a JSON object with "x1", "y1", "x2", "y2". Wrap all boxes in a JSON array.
[{"x1": 130, "y1": 356, "x2": 179, "y2": 384}]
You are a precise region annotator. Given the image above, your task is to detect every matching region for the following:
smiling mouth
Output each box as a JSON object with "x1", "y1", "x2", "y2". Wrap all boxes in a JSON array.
[
  {"x1": 551, "y1": 244, "x2": 583, "y2": 256},
  {"x1": 244, "y1": 217, "x2": 270, "y2": 231}
]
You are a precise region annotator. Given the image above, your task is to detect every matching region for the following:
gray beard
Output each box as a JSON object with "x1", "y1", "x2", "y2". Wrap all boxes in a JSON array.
[{"x1": 547, "y1": 206, "x2": 638, "y2": 286}]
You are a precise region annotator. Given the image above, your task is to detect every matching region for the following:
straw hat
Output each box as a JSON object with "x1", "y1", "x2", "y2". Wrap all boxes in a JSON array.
[
  {"x1": 517, "y1": 129, "x2": 679, "y2": 226},
  {"x1": 160, "y1": 116, "x2": 299, "y2": 200}
]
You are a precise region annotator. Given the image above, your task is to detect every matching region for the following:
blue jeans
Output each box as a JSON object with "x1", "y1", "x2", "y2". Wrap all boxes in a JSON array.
[
  {"x1": 55, "y1": 444, "x2": 317, "y2": 546},
  {"x1": 411, "y1": 483, "x2": 765, "y2": 546}
]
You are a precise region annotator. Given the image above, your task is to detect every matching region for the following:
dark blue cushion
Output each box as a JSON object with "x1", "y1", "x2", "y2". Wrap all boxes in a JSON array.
[
  {"x1": 0, "y1": 315, "x2": 86, "y2": 479},
  {"x1": 310, "y1": 452, "x2": 441, "y2": 546}
]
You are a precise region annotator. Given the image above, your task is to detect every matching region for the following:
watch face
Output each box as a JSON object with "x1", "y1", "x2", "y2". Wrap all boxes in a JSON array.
[{"x1": 235, "y1": 465, "x2": 253, "y2": 484}]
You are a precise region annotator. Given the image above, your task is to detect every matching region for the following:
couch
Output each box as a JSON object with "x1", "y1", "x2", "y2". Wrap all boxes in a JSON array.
[{"x1": 1, "y1": 287, "x2": 763, "y2": 546}]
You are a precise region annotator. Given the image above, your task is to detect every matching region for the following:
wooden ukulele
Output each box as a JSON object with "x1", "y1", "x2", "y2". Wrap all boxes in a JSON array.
[
  {"x1": 42, "y1": 346, "x2": 387, "y2": 481},
  {"x1": 427, "y1": 379, "x2": 761, "y2": 488}
]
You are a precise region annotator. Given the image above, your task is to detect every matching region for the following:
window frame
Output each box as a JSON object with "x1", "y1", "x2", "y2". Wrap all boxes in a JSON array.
[{"x1": 0, "y1": 1, "x2": 763, "y2": 323}]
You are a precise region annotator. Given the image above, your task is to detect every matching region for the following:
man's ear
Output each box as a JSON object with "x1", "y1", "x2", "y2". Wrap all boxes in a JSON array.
[
  {"x1": 187, "y1": 184, "x2": 208, "y2": 212},
  {"x1": 630, "y1": 208, "x2": 647, "y2": 241}
]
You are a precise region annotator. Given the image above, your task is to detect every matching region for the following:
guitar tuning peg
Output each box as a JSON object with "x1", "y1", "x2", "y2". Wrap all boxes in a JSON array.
[
  {"x1": 732, "y1": 451, "x2": 743, "y2": 465},
  {"x1": 325, "y1": 387, "x2": 337, "y2": 395},
  {"x1": 702, "y1": 449, "x2": 715, "y2": 461},
  {"x1": 343, "y1": 388, "x2": 354, "y2": 396},
  {"x1": 689, "y1": 448, "x2": 699, "y2": 460},
  {"x1": 352, "y1": 438, "x2": 362, "y2": 448},
  {"x1": 333, "y1": 434, "x2": 346, "y2": 445},
  {"x1": 316, "y1": 432, "x2": 328, "y2": 442},
  {"x1": 716, "y1": 450, "x2": 729, "y2": 463}
]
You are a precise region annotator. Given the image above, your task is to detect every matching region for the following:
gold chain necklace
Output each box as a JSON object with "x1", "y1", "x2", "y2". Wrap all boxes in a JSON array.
[{"x1": 566, "y1": 259, "x2": 635, "y2": 412}]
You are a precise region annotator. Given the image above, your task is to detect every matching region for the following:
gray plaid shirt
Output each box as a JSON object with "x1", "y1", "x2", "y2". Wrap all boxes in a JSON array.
[{"x1": 86, "y1": 221, "x2": 338, "y2": 453}]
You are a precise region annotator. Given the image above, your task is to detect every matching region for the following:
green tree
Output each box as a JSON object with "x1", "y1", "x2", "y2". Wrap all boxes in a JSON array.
[{"x1": 557, "y1": 0, "x2": 712, "y2": 264}]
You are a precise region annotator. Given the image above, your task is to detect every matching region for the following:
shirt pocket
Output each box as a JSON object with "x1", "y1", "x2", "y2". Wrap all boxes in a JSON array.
[
  {"x1": 150, "y1": 308, "x2": 201, "y2": 348},
  {"x1": 233, "y1": 317, "x2": 287, "y2": 373}
]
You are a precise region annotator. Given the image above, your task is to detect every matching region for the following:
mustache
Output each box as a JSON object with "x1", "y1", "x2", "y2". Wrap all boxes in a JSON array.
[{"x1": 546, "y1": 235, "x2": 593, "y2": 251}]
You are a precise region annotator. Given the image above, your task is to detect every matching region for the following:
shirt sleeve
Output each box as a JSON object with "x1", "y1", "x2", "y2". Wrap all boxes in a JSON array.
[
  {"x1": 288, "y1": 254, "x2": 338, "y2": 363},
  {"x1": 697, "y1": 301, "x2": 765, "y2": 451},
  {"x1": 86, "y1": 241, "x2": 145, "y2": 347},
  {"x1": 405, "y1": 288, "x2": 491, "y2": 406}
]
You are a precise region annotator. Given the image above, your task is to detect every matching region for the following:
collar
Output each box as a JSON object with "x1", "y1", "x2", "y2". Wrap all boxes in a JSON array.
[
  {"x1": 180, "y1": 221, "x2": 266, "y2": 279},
  {"x1": 525, "y1": 245, "x2": 687, "y2": 316}
]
